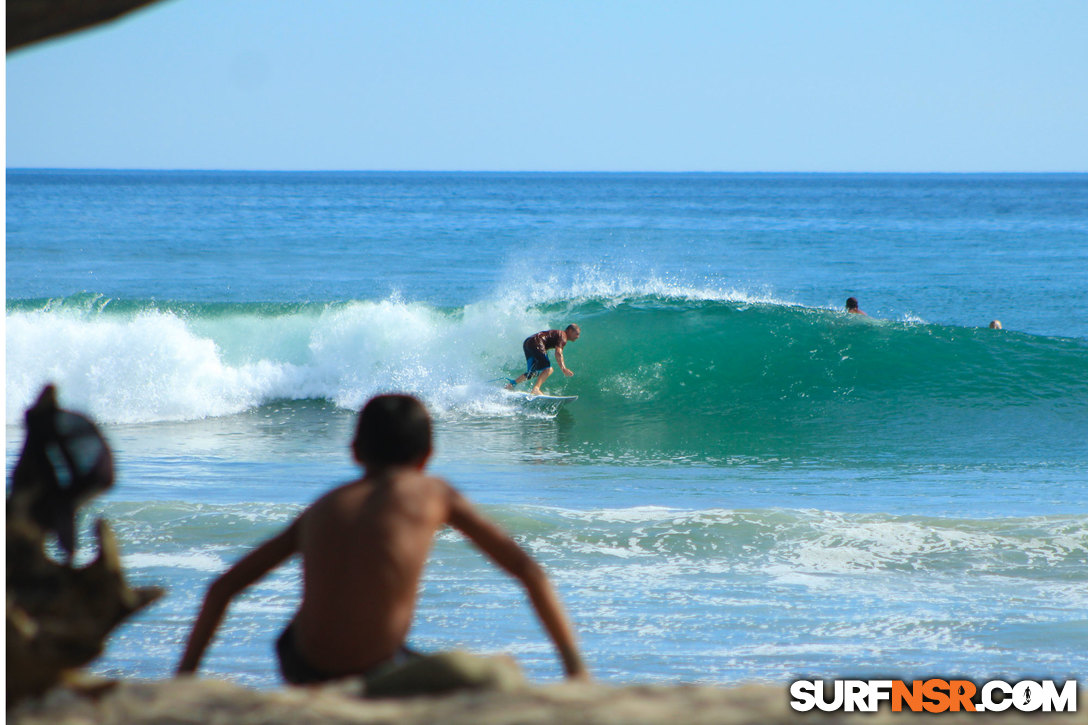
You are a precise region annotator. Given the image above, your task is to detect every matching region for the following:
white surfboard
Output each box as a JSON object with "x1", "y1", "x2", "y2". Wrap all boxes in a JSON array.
[{"x1": 502, "y1": 390, "x2": 578, "y2": 412}]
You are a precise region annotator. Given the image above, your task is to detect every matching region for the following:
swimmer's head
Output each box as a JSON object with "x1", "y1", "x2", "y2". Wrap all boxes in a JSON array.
[
  {"x1": 845, "y1": 297, "x2": 859, "y2": 311},
  {"x1": 989, "y1": 320, "x2": 1002, "y2": 330},
  {"x1": 353, "y1": 394, "x2": 433, "y2": 468}
]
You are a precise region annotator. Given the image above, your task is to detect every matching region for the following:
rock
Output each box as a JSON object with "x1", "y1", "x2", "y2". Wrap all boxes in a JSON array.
[
  {"x1": 7, "y1": 0, "x2": 168, "y2": 52},
  {"x1": 7, "y1": 386, "x2": 164, "y2": 707}
]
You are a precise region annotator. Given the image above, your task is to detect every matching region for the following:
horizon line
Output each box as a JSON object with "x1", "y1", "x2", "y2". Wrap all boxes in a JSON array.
[{"x1": 7, "y1": 167, "x2": 1088, "y2": 175}]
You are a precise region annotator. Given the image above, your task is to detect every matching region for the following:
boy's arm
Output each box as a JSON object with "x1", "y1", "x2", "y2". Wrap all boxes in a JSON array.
[
  {"x1": 446, "y1": 488, "x2": 588, "y2": 679},
  {"x1": 176, "y1": 518, "x2": 301, "y2": 675}
]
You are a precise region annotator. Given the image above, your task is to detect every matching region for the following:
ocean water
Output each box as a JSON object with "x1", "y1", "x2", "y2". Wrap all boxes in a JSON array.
[{"x1": 6, "y1": 170, "x2": 1088, "y2": 688}]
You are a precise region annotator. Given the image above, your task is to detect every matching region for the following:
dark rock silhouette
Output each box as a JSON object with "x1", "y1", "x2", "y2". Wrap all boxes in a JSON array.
[
  {"x1": 10, "y1": 386, "x2": 115, "y2": 560},
  {"x1": 7, "y1": 0, "x2": 167, "y2": 53},
  {"x1": 7, "y1": 386, "x2": 163, "y2": 707}
]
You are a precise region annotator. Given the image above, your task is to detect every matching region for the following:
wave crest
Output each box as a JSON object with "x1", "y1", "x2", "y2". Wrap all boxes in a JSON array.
[{"x1": 7, "y1": 291, "x2": 1087, "y2": 464}]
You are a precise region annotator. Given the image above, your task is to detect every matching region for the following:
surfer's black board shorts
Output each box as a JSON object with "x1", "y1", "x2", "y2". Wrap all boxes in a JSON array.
[{"x1": 522, "y1": 341, "x2": 552, "y2": 379}]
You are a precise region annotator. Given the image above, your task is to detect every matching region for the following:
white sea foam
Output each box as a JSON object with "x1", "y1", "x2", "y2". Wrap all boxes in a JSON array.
[
  {"x1": 123, "y1": 551, "x2": 225, "y2": 573},
  {"x1": 5, "y1": 298, "x2": 542, "y2": 424},
  {"x1": 487, "y1": 505, "x2": 1088, "y2": 584},
  {"x1": 493, "y1": 264, "x2": 795, "y2": 308},
  {"x1": 1, "y1": 286, "x2": 665, "y2": 424},
  {"x1": 6, "y1": 309, "x2": 295, "y2": 424}
]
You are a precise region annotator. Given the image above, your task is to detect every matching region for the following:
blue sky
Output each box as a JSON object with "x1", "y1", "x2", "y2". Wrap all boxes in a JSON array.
[{"x1": 5, "y1": 0, "x2": 1087, "y2": 171}]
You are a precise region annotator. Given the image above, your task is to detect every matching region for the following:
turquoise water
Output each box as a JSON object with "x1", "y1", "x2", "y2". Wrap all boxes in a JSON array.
[{"x1": 6, "y1": 170, "x2": 1088, "y2": 687}]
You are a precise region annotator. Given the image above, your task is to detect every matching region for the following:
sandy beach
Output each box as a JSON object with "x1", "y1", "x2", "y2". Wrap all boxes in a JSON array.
[{"x1": 10, "y1": 678, "x2": 1086, "y2": 725}]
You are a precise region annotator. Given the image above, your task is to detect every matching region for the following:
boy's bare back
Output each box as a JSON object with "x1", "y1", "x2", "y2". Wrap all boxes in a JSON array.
[
  {"x1": 177, "y1": 394, "x2": 586, "y2": 684},
  {"x1": 292, "y1": 470, "x2": 453, "y2": 674}
]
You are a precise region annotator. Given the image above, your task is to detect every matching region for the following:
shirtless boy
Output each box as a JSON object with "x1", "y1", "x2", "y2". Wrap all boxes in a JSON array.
[
  {"x1": 506, "y1": 324, "x2": 580, "y2": 395},
  {"x1": 177, "y1": 394, "x2": 587, "y2": 688}
]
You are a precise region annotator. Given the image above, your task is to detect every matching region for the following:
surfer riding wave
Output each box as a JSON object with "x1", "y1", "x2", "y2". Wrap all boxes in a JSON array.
[{"x1": 505, "y1": 324, "x2": 580, "y2": 395}]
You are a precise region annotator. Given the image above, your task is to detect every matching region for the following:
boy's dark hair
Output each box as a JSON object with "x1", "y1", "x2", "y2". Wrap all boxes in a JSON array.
[
  {"x1": 845, "y1": 297, "x2": 859, "y2": 310},
  {"x1": 352, "y1": 394, "x2": 432, "y2": 467}
]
